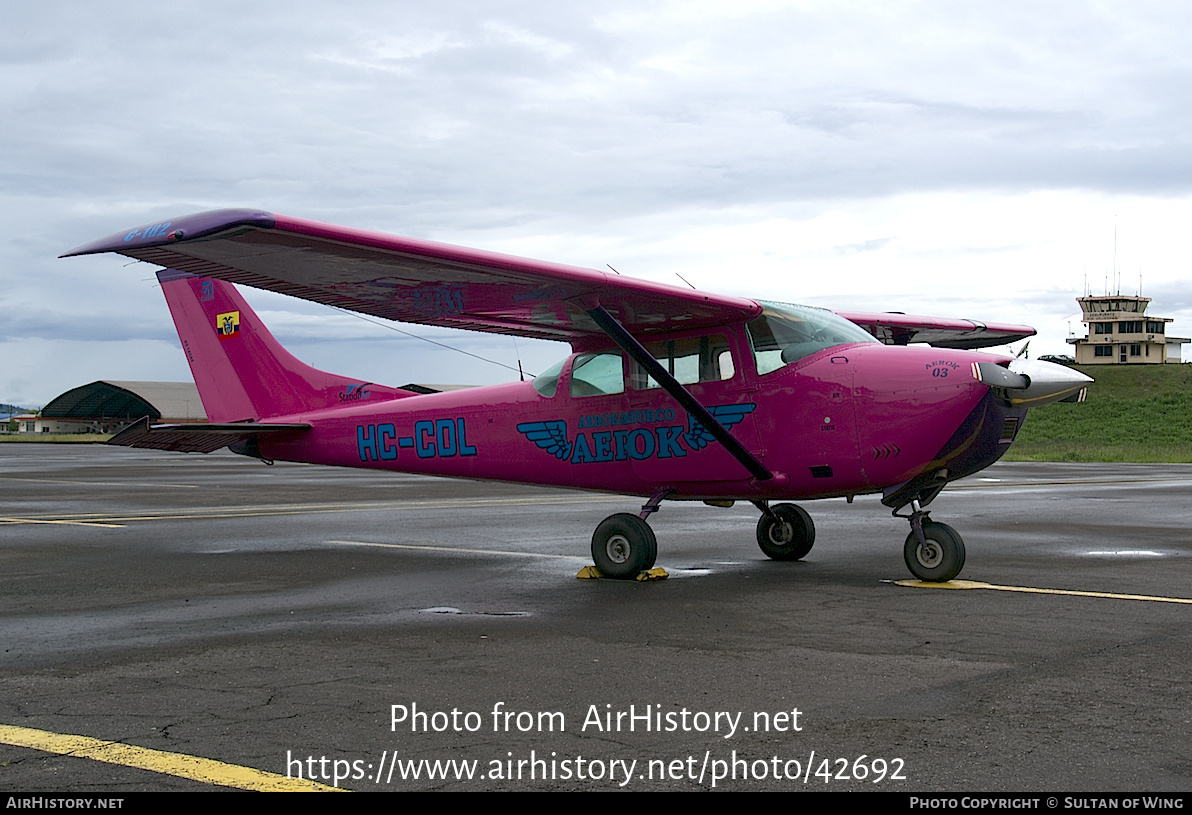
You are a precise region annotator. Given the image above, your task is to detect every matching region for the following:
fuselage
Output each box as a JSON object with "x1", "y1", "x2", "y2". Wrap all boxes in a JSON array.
[
  {"x1": 254, "y1": 309, "x2": 1023, "y2": 503},
  {"x1": 69, "y1": 210, "x2": 1088, "y2": 583}
]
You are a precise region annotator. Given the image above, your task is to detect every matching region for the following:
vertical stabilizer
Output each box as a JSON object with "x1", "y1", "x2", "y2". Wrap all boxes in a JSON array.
[{"x1": 158, "y1": 269, "x2": 413, "y2": 422}]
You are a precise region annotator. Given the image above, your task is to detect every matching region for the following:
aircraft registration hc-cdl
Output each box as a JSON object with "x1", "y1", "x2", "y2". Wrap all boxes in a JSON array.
[{"x1": 63, "y1": 210, "x2": 1092, "y2": 583}]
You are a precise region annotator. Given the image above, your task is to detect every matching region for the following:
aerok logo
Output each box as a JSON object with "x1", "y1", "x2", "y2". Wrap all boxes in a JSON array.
[{"x1": 517, "y1": 403, "x2": 756, "y2": 464}]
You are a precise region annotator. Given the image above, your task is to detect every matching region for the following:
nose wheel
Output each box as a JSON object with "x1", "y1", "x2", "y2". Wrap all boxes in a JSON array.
[
  {"x1": 754, "y1": 502, "x2": 815, "y2": 561},
  {"x1": 898, "y1": 502, "x2": 965, "y2": 582}
]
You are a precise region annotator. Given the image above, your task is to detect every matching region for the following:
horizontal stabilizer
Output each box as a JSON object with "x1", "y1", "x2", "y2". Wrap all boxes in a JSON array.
[{"x1": 107, "y1": 417, "x2": 310, "y2": 454}]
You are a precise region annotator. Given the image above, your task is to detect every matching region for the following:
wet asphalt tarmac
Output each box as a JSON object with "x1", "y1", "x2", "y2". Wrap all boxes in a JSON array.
[{"x1": 0, "y1": 444, "x2": 1189, "y2": 791}]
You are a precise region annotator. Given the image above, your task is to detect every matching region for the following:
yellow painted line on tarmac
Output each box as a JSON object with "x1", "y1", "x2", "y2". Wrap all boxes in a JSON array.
[
  {"x1": 0, "y1": 516, "x2": 125, "y2": 528},
  {"x1": 0, "y1": 476, "x2": 198, "y2": 489},
  {"x1": 948, "y1": 476, "x2": 1192, "y2": 491},
  {"x1": 0, "y1": 724, "x2": 342, "y2": 791},
  {"x1": 331, "y1": 540, "x2": 588, "y2": 560},
  {"x1": 65, "y1": 507, "x2": 393, "y2": 524},
  {"x1": 0, "y1": 495, "x2": 625, "y2": 528},
  {"x1": 896, "y1": 578, "x2": 1192, "y2": 604}
]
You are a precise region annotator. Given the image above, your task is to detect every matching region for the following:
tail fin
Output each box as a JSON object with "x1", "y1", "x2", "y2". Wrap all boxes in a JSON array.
[{"x1": 157, "y1": 269, "x2": 414, "y2": 422}]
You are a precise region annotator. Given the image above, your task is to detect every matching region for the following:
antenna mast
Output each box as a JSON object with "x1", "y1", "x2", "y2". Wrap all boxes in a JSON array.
[{"x1": 1113, "y1": 217, "x2": 1119, "y2": 295}]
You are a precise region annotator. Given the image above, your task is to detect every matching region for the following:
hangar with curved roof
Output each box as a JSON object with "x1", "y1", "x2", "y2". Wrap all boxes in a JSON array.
[{"x1": 23, "y1": 381, "x2": 205, "y2": 434}]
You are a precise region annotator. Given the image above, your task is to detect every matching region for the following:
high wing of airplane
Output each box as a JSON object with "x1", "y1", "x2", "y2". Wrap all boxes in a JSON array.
[{"x1": 64, "y1": 210, "x2": 1092, "y2": 582}]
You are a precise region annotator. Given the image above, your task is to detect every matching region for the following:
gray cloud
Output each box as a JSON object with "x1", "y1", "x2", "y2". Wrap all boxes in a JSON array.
[{"x1": 6, "y1": 2, "x2": 1192, "y2": 402}]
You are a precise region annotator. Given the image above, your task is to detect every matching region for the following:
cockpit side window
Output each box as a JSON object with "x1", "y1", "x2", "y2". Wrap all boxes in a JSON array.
[
  {"x1": 569, "y1": 352, "x2": 626, "y2": 397},
  {"x1": 746, "y1": 302, "x2": 878, "y2": 375}
]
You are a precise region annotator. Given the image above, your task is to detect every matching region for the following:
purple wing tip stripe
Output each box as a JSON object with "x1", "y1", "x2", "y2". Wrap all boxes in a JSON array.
[{"x1": 61, "y1": 209, "x2": 276, "y2": 258}]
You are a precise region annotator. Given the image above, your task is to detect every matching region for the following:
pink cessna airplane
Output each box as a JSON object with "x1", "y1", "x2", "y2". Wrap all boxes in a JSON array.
[{"x1": 64, "y1": 210, "x2": 1091, "y2": 582}]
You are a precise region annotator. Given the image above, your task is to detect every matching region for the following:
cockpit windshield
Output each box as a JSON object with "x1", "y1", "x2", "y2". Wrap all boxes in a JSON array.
[{"x1": 746, "y1": 301, "x2": 878, "y2": 374}]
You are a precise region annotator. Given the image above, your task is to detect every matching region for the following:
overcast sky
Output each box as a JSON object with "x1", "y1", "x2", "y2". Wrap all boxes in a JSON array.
[{"x1": 4, "y1": 1, "x2": 1192, "y2": 407}]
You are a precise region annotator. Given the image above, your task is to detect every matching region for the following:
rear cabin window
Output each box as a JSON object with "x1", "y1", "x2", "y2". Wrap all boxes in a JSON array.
[{"x1": 631, "y1": 333, "x2": 735, "y2": 389}]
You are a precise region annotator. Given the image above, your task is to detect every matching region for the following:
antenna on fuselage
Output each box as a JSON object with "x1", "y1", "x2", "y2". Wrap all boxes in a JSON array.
[{"x1": 512, "y1": 335, "x2": 525, "y2": 381}]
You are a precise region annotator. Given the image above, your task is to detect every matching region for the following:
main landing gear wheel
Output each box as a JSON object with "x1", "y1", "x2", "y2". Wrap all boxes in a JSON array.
[
  {"x1": 756, "y1": 503, "x2": 815, "y2": 561},
  {"x1": 592, "y1": 513, "x2": 658, "y2": 579},
  {"x1": 903, "y1": 521, "x2": 965, "y2": 582}
]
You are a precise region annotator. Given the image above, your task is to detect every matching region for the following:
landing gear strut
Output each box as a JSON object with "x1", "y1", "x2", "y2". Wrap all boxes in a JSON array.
[
  {"x1": 896, "y1": 500, "x2": 965, "y2": 582},
  {"x1": 752, "y1": 501, "x2": 815, "y2": 561}
]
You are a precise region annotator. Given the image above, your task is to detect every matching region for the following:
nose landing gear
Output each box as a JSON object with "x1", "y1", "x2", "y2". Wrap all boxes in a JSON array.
[
  {"x1": 896, "y1": 500, "x2": 965, "y2": 582},
  {"x1": 752, "y1": 501, "x2": 816, "y2": 561}
]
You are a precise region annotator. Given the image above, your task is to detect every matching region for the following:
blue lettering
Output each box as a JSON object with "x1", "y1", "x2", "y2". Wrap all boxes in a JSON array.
[
  {"x1": 357, "y1": 425, "x2": 378, "y2": 462},
  {"x1": 358, "y1": 417, "x2": 476, "y2": 461},
  {"x1": 627, "y1": 428, "x2": 656, "y2": 460},
  {"x1": 613, "y1": 430, "x2": 631, "y2": 461},
  {"x1": 570, "y1": 433, "x2": 595, "y2": 464},
  {"x1": 436, "y1": 418, "x2": 456, "y2": 457},
  {"x1": 591, "y1": 431, "x2": 614, "y2": 462},
  {"x1": 379, "y1": 424, "x2": 398, "y2": 460},
  {"x1": 415, "y1": 420, "x2": 436, "y2": 458},
  {"x1": 656, "y1": 426, "x2": 687, "y2": 458},
  {"x1": 456, "y1": 418, "x2": 477, "y2": 456}
]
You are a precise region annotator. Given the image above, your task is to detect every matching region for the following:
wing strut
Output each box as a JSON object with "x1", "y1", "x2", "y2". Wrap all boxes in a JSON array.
[{"x1": 585, "y1": 306, "x2": 773, "y2": 482}]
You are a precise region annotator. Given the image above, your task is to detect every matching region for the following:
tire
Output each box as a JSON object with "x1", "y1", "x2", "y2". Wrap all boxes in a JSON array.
[
  {"x1": 903, "y1": 521, "x2": 966, "y2": 582},
  {"x1": 756, "y1": 503, "x2": 815, "y2": 561},
  {"x1": 591, "y1": 513, "x2": 658, "y2": 578}
]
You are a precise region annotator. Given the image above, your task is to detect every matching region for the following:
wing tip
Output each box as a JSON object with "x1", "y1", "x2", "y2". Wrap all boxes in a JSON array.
[{"x1": 62, "y1": 208, "x2": 276, "y2": 258}]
